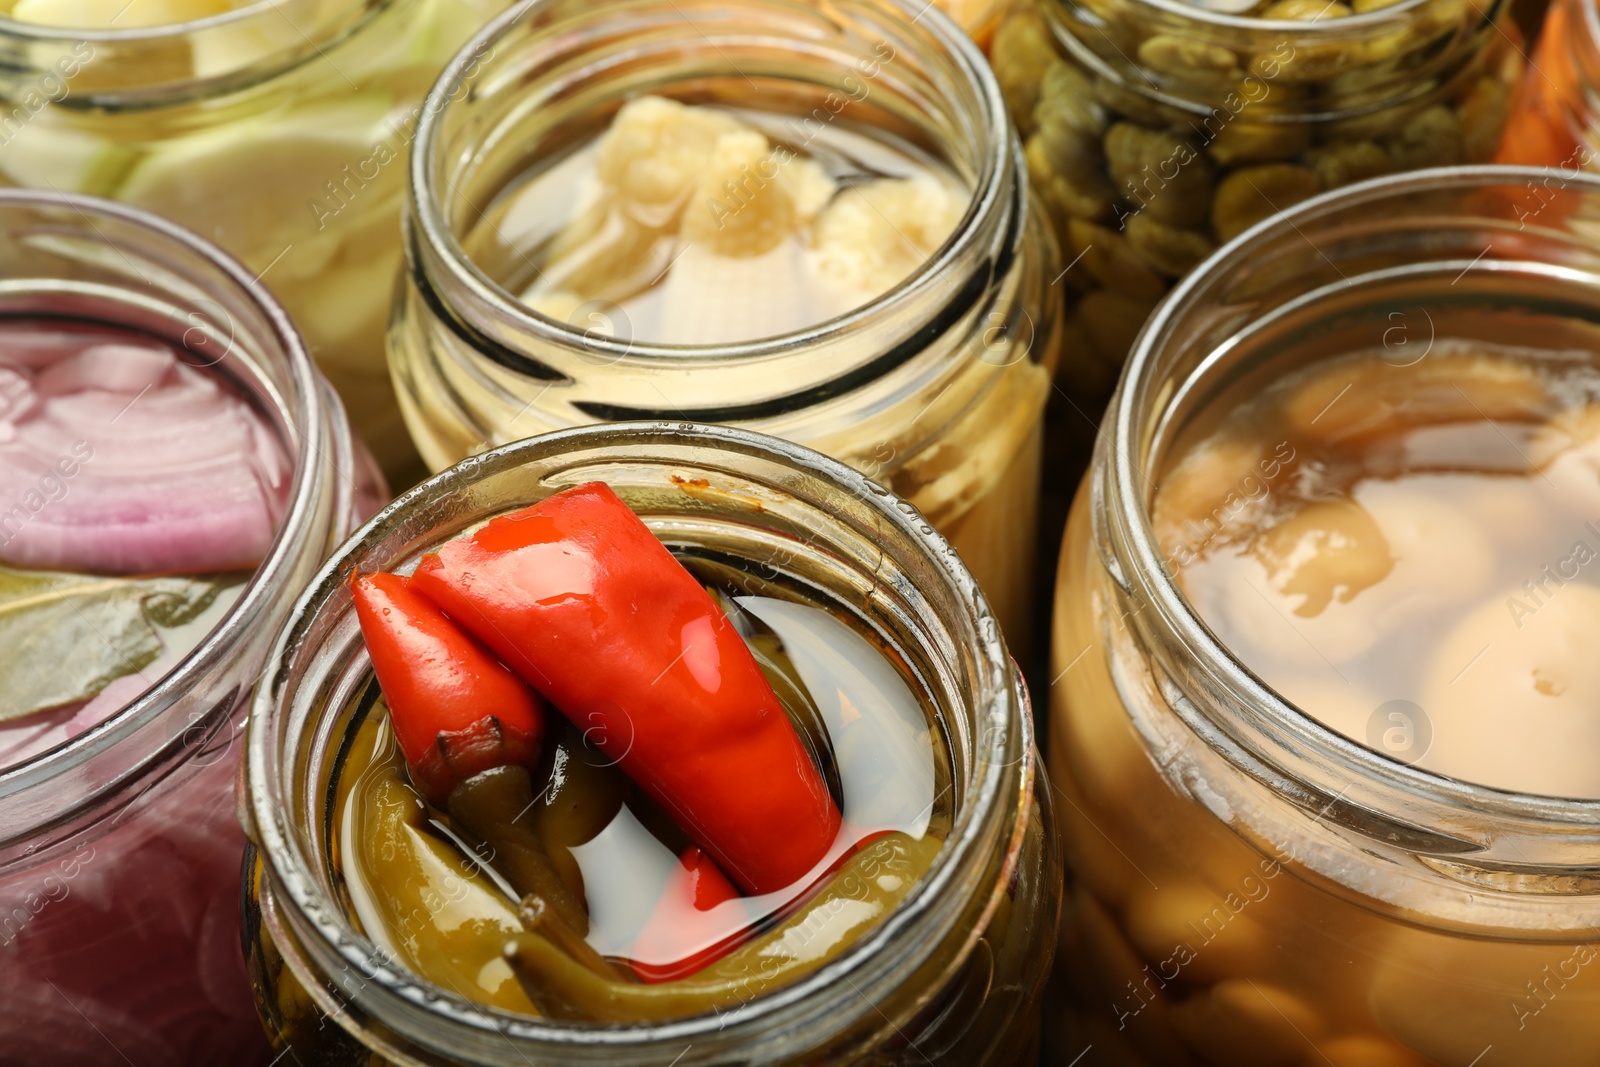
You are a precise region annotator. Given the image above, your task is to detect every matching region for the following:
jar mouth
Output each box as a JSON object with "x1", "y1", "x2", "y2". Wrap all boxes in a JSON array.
[
  {"x1": 407, "y1": 0, "x2": 1013, "y2": 369},
  {"x1": 0, "y1": 190, "x2": 331, "y2": 838},
  {"x1": 246, "y1": 422, "x2": 1025, "y2": 1059},
  {"x1": 1110, "y1": 165, "x2": 1600, "y2": 829}
]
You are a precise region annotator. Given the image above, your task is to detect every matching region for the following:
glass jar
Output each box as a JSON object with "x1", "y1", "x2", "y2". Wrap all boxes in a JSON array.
[
  {"x1": 0, "y1": 0, "x2": 504, "y2": 482},
  {"x1": 989, "y1": 0, "x2": 1524, "y2": 425},
  {"x1": 241, "y1": 421, "x2": 1060, "y2": 1066},
  {"x1": 0, "y1": 190, "x2": 379, "y2": 1066},
  {"x1": 1497, "y1": 0, "x2": 1598, "y2": 169},
  {"x1": 1046, "y1": 165, "x2": 1600, "y2": 1067},
  {"x1": 389, "y1": 0, "x2": 1061, "y2": 647}
]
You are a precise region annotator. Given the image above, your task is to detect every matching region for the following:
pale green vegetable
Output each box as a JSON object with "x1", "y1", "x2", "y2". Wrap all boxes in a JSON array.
[{"x1": 0, "y1": 564, "x2": 226, "y2": 720}]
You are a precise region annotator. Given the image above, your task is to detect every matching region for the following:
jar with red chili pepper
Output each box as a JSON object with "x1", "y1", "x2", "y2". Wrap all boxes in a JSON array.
[
  {"x1": 240, "y1": 422, "x2": 1060, "y2": 1066},
  {"x1": 0, "y1": 190, "x2": 383, "y2": 1066},
  {"x1": 388, "y1": 0, "x2": 1062, "y2": 651}
]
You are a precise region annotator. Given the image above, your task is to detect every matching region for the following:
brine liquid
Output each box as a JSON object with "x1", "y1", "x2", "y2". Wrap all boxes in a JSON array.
[
  {"x1": 1155, "y1": 341, "x2": 1600, "y2": 798},
  {"x1": 327, "y1": 561, "x2": 952, "y2": 1011},
  {"x1": 464, "y1": 96, "x2": 972, "y2": 346},
  {"x1": 0, "y1": 318, "x2": 288, "y2": 765}
]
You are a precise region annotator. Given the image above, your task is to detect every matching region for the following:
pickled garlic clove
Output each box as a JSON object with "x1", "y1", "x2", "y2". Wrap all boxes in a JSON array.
[
  {"x1": 1282, "y1": 350, "x2": 1551, "y2": 445},
  {"x1": 1352, "y1": 478, "x2": 1495, "y2": 618},
  {"x1": 680, "y1": 130, "x2": 795, "y2": 258},
  {"x1": 1123, "y1": 885, "x2": 1274, "y2": 983},
  {"x1": 1153, "y1": 436, "x2": 1296, "y2": 565},
  {"x1": 1422, "y1": 582, "x2": 1600, "y2": 798},
  {"x1": 1167, "y1": 979, "x2": 1325, "y2": 1067},
  {"x1": 595, "y1": 97, "x2": 744, "y2": 227},
  {"x1": 1368, "y1": 937, "x2": 1600, "y2": 1065},
  {"x1": 1530, "y1": 403, "x2": 1600, "y2": 517},
  {"x1": 1178, "y1": 546, "x2": 1382, "y2": 667},
  {"x1": 1310, "y1": 1037, "x2": 1433, "y2": 1067},
  {"x1": 810, "y1": 175, "x2": 967, "y2": 302},
  {"x1": 1250, "y1": 498, "x2": 1394, "y2": 617}
]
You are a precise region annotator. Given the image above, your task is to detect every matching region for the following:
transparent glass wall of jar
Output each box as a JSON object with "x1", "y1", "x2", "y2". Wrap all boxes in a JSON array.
[
  {"x1": 1047, "y1": 166, "x2": 1600, "y2": 1066},
  {"x1": 0, "y1": 191, "x2": 376, "y2": 1066},
  {"x1": 241, "y1": 422, "x2": 1060, "y2": 1066},
  {"x1": 389, "y1": 0, "x2": 1062, "y2": 647},
  {"x1": 0, "y1": 0, "x2": 505, "y2": 482},
  {"x1": 989, "y1": 0, "x2": 1523, "y2": 428}
]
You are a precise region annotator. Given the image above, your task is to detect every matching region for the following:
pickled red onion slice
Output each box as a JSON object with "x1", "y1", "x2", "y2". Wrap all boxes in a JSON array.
[{"x1": 0, "y1": 325, "x2": 289, "y2": 575}]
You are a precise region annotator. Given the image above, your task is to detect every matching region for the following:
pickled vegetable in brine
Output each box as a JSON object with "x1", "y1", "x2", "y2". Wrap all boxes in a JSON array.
[
  {"x1": 0, "y1": 319, "x2": 288, "y2": 766},
  {"x1": 1155, "y1": 342, "x2": 1600, "y2": 798},
  {"x1": 329, "y1": 484, "x2": 951, "y2": 1021},
  {"x1": 466, "y1": 96, "x2": 973, "y2": 345}
]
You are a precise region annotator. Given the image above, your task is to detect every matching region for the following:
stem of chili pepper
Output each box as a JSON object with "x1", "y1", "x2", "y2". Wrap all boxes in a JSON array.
[
  {"x1": 409, "y1": 482, "x2": 842, "y2": 895},
  {"x1": 446, "y1": 766, "x2": 591, "y2": 936},
  {"x1": 351, "y1": 573, "x2": 547, "y2": 806},
  {"x1": 518, "y1": 895, "x2": 636, "y2": 983}
]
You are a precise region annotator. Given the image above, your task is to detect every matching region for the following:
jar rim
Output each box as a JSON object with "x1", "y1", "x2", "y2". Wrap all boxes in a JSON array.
[
  {"x1": 0, "y1": 189, "x2": 333, "y2": 839},
  {"x1": 406, "y1": 0, "x2": 1013, "y2": 366},
  {"x1": 245, "y1": 421, "x2": 1029, "y2": 1059},
  {"x1": 1110, "y1": 164, "x2": 1600, "y2": 826}
]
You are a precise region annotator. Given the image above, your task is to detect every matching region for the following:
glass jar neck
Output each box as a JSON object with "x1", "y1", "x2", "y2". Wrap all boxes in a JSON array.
[
  {"x1": 406, "y1": 0, "x2": 1022, "y2": 438},
  {"x1": 1043, "y1": 0, "x2": 1505, "y2": 116},
  {"x1": 0, "y1": 191, "x2": 352, "y2": 861},
  {"x1": 246, "y1": 423, "x2": 1034, "y2": 1064},
  {"x1": 0, "y1": 0, "x2": 386, "y2": 104},
  {"x1": 1094, "y1": 166, "x2": 1600, "y2": 928}
]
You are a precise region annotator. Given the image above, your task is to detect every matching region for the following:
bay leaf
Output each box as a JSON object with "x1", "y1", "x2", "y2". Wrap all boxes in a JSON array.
[{"x1": 0, "y1": 564, "x2": 228, "y2": 722}]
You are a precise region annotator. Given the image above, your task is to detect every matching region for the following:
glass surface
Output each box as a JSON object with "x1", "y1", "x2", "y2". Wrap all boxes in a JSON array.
[
  {"x1": 1047, "y1": 167, "x2": 1600, "y2": 1067},
  {"x1": 990, "y1": 0, "x2": 1523, "y2": 421},
  {"x1": 390, "y1": 0, "x2": 1062, "y2": 647},
  {"x1": 0, "y1": 191, "x2": 376, "y2": 1065},
  {"x1": 243, "y1": 422, "x2": 1060, "y2": 1065},
  {"x1": 0, "y1": 0, "x2": 506, "y2": 481}
]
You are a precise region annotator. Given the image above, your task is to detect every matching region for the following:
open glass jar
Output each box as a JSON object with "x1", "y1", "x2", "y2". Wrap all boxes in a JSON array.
[
  {"x1": 1047, "y1": 166, "x2": 1600, "y2": 1067},
  {"x1": 0, "y1": 191, "x2": 379, "y2": 1065},
  {"x1": 990, "y1": 0, "x2": 1523, "y2": 420},
  {"x1": 241, "y1": 422, "x2": 1059, "y2": 1066},
  {"x1": 0, "y1": 0, "x2": 504, "y2": 480},
  {"x1": 389, "y1": 0, "x2": 1061, "y2": 646}
]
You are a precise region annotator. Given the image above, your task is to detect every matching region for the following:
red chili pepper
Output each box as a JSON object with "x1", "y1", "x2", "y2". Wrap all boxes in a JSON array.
[
  {"x1": 351, "y1": 572, "x2": 548, "y2": 805},
  {"x1": 409, "y1": 481, "x2": 842, "y2": 895},
  {"x1": 630, "y1": 846, "x2": 744, "y2": 983}
]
